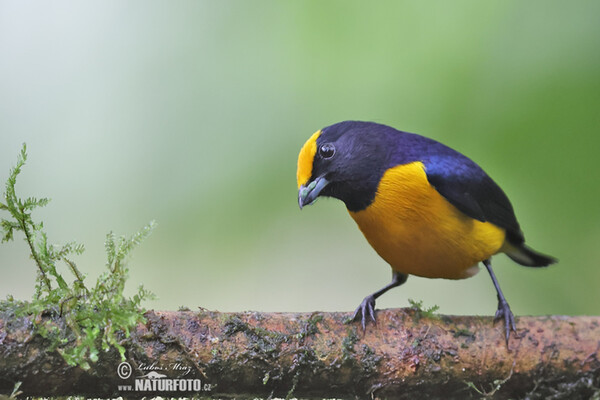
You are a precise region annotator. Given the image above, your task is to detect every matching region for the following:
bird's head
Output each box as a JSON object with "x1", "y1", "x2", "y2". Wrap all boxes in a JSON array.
[{"x1": 296, "y1": 121, "x2": 390, "y2": 212}]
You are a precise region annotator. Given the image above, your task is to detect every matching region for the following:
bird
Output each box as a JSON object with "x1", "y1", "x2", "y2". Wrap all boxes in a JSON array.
[{"x1": 296, "y1": 121, "x2": 556, "y2": 344}]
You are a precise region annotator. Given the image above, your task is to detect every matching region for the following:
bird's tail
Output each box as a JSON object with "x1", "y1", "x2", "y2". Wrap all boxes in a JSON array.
[{"x1": 504, "y1": 243, "x2": 557, "y2": 267}]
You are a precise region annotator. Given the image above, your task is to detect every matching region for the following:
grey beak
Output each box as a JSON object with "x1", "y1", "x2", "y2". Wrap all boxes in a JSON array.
[{"x1": 298, "y1": 176, "x2": 329, "y2": 209}]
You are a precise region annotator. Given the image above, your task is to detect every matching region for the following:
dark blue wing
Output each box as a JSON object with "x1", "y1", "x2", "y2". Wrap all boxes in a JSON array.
[
  {"x1": 423, "y1": 153, "x2": 524, "y2": 244},
  {"x1": 349, "y1": 123, "x2": 525, "y2": 245}
]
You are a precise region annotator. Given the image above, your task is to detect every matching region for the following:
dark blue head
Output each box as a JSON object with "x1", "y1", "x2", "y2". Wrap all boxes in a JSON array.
[{"x1": 297, "y1": 121, "x2": 400, "y2": 211}]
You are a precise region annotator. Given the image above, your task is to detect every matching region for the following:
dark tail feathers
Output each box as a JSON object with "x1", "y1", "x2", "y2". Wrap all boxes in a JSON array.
[{"x1": 506, "y1": 243, "x2": 557, "y2": 267}]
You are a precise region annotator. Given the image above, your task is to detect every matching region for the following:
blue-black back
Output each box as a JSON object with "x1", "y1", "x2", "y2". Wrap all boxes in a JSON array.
[{"x1": 321, "y1": 121, "x2": 524, "y2": 244}]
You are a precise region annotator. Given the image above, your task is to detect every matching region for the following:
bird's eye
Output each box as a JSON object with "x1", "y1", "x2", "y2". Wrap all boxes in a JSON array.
[{"x1": 319, "y1": 143, "x2": 336, "y2": 159}]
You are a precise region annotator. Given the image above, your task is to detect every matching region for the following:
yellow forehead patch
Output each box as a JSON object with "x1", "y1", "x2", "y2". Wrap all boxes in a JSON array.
[{"x1": 296, "y1": 130, "x2": 321, "y2": 188}]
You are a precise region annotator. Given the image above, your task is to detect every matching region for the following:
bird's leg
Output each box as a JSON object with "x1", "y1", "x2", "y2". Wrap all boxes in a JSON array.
[
  {"x1": 351, "y1": 271, "x2": 408, "y2": 331},
  {"x1": 483, "y1": 259, "x2": 517, "y2": 345}
]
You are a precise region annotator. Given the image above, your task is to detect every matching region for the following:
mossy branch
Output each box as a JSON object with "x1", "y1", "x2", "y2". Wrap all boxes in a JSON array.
[{"x1": 0, "y1": 310, "x2": 599, "y2": 399}]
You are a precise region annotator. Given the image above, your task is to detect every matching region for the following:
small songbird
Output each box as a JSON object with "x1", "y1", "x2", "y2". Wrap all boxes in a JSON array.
[{"x1": 296, "y1": 121, "x2": 556, "y2": 343}]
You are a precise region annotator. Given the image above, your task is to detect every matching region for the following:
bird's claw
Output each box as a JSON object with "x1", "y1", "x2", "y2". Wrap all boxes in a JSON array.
[
  {"x1": 351, "y1": 295, "x2": 377, "y2": 331},
  {"x1": 494, "y1": 298, "x2": 517, "y2": 345}
]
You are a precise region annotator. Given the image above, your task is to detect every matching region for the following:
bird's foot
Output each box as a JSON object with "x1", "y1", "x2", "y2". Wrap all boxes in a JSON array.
[
  {"x1": 494, "y1": 298, "x2": 517, "y2": 345},
  {"x1": 350, "y1": 294, "x2": 377, "y2": 331}
]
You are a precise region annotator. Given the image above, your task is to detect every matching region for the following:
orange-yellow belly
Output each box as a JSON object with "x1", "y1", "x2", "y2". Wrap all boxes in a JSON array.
[{"x1": 348, "y1": 162, "x2": 506, "y2": 279}]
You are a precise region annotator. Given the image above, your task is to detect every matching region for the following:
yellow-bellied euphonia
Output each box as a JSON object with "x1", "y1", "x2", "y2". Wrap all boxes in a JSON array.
[{"x1": 297, "y1": 121, "x2": 556, "y2": 343}]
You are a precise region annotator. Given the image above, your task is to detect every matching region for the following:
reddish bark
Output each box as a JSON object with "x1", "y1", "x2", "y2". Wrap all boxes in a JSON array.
[{"x1": 1, "y1": 309, "x2": 599, "y2": 399}]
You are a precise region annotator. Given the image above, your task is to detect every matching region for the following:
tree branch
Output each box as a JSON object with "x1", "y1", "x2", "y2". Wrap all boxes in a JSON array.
[{"x1": 1, "y1": 309, "x2": 599, "y2": 399}]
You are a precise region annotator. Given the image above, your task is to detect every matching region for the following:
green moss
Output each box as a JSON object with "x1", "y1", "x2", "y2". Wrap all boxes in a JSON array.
[
  {"x1": 408, "y1": 298, "x2": 440, "y2": 322},
  {"x1": 223, "y1": 315, "x2": 249, "y2": 336},
  {"x1": 295, "y1": 313, "x2": 323, "y2": 341},
  {"x1": 342, "y1": 327, "x2": 359, "y2": 360},
  {"x1": 262, "y1": 371, "x2": 270, "y2": 385},
  {"x1": 0, "y1": 144, "x2": 155, "y2": 370},
  {"x1": 359, "y1": 343, "x2": 381, "y2": 373},
  {"x1": 453, "y1": 327, "x2": 475, "y2": 338},
  {"x1": 223, "y1": 315, "x2": 288, "y2": 356},
  {"x1": 221, "y1": 313, "x2": 328, "y2": 399}
]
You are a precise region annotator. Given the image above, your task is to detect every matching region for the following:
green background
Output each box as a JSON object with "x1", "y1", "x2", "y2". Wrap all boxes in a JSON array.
[{"x1": 1, "y1": 1, "x2": 598, "y2": 318}]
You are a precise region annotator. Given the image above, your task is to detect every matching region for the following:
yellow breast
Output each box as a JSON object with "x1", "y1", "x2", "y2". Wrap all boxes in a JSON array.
[{"x1": 348, "y1": 162, "x2": 506, "y2": 279}]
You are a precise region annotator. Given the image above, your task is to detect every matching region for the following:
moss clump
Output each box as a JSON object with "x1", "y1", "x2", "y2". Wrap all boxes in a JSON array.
[
  {"x1": 341, "y1": 327, "x2": 359, "y2": 360},
  {"x1": 0, "y1": 144, "x2": 155, "y2": 370},
  {"x1": 223, "y1": 315, "x2": 288, "y2": 356},
  {"x1": 359, "y1": 343, "x2": 381, "y2": 373},
  {"x1": 221, "y1": 313, "x2": 328, "y2": 399},
  {"x1": 453, "y1": 327, "x2": 475, "y2": 338},
  {"x1": 408, "y1": 298, "x2": 440, "y2": 322},
  {"x1": 295, "y1": 313, "x2": 323, "y2": 342}
]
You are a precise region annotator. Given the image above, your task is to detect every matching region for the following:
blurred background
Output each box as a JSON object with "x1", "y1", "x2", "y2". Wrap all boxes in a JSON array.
[{"x1": 1, "y1": 1, "x2": 598, "y2": 318}]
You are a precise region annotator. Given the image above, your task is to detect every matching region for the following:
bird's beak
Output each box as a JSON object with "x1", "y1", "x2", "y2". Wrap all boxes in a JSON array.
[{"x1": 298, "y1": 175, "x2": 329, "y2": 209}]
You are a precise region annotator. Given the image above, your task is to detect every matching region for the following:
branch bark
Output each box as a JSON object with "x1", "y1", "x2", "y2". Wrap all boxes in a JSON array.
[{"x1": 1, "y1": 309, "x2": 599, "y2": 399}]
